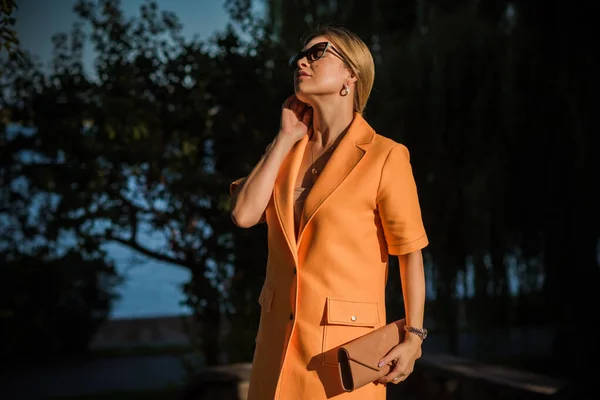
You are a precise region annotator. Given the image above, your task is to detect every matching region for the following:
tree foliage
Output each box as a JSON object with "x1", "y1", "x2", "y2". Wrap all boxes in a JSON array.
[{"x1": 0, "y1": 0, "x2": 21, "y2": 62}]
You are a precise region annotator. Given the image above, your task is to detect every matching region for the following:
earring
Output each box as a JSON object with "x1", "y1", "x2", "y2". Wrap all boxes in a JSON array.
[{"x1": 341, "y1": 84, "x2": 349, "y2": 96}]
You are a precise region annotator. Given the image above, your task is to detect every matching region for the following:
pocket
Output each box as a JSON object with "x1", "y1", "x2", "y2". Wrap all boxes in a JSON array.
[
  {"x1": 255, "y1": 283, "x2": 275, "y2": 347},
  {"x1": 322, "y1": 297, "x2": 380, "y2": 366}
]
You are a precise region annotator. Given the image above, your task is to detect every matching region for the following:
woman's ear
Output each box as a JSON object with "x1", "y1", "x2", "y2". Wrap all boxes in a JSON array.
[{"x1": 347, "y1": 71, "x2": 358, "y2": 85}]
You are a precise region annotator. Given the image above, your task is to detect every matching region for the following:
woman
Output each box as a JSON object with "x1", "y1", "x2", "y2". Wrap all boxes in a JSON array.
[{"x1": 229, "y1": 24, "x2": 428, "y2": 400}]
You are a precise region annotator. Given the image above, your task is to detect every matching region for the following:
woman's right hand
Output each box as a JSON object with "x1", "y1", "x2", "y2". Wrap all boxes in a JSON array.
[{"x1": 278, "y1": 95, "x2": 312, "y2": 144}]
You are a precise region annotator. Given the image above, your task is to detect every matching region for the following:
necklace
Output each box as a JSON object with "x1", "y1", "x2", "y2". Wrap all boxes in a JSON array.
[{"x1": 311, "y1": 141, "x2": 336, "y2": 175}]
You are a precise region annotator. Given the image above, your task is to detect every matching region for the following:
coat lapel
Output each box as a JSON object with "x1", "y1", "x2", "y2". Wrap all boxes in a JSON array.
[
  {"x1": 273, "y1": 133, "x2": 309, "y2": 258},
  {"x1": 297, "y1": 113, "x2": 374, "y2": 244}
]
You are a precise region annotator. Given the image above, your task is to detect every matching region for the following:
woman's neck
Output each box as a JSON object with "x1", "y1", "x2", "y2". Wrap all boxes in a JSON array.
[{"x1": 309, "y1": 101, "x2": 354, "y2": 148}]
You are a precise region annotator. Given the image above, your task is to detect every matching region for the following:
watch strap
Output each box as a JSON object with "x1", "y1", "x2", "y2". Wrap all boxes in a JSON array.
[{"x1": 404, "y1": 325, "x2": 428, "y2": 340}]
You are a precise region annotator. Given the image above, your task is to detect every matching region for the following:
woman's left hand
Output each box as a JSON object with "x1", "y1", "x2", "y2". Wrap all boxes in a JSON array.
[{"x1": 376, "y1": 337, "x2": 422, "y2": 384}]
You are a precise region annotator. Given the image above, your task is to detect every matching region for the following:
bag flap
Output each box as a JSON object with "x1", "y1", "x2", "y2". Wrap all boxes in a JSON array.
[
  {"x1": 326, "y1": 298, "x2": 380, "y2": 327},
  {"x1": 339, "y1": 319, "x2": 406, "y2": 371}
]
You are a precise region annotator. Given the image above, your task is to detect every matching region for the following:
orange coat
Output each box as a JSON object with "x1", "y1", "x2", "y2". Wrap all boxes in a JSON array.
[{"x1": 230, "y1": 113, "x2": 428, "y2": 399}]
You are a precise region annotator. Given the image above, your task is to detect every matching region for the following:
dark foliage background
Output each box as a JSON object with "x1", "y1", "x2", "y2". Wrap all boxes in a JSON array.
[{"x1": 1, "y1": 0, "x2": 598, "y2": 389}]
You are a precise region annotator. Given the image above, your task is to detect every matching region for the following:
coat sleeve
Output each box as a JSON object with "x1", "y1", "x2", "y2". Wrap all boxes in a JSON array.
[
  {"x1": 229, "y1": 177, "x2": 266, "y2": 224},
  {"x1": 376, "y1": 144, "x2": 428, "y2": 255}
]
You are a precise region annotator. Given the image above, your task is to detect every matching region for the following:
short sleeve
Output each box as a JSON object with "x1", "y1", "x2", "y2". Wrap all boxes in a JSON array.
[
  {"x1": 376, "y1": 145, "x2": 428, "y2": 255},
  {"x1": 229, "y1": 177, "x2": 266, "y2": 224}
]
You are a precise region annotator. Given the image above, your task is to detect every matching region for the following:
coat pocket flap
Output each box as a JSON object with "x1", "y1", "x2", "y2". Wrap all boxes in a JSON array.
[
  {"x1": 326, "y1": 298, "x2": 380, "y2": 327},
  {"x1": 258, "y1": 283, "x2": 274, "y2": 312}
]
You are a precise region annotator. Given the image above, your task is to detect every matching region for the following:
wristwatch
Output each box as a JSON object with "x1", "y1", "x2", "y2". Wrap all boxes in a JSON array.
[{"x1": 404, "y1": 325, "x2": 428, "y2": 340}]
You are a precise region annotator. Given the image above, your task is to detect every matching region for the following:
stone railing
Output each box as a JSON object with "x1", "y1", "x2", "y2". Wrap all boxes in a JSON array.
[{"x1": 179, "y1": 353, "x2": 570, "y2": 400}]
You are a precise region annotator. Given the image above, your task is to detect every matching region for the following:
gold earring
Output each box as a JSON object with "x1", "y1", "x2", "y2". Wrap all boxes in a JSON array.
[{"x1": 341, "y1": 84, "x2": 349, "y2": 96}]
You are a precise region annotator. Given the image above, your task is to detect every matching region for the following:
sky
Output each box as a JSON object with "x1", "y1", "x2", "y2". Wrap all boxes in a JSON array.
[{"x1": 14, "y1": 0, "x2": 232, "y2": 76}]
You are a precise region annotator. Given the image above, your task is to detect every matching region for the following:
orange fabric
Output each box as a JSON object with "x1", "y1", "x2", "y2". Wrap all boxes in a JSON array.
[{"x1": 229, "y1": 113, "x2": 428, "y2": 399}]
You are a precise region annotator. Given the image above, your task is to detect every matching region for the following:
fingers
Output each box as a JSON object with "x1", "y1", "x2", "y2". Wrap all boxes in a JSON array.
[
  {"x1": 291, "y1": 101, "x2": 309, "y2": 121},
  {"x1": 283, "y1": 96, "x2": 302, "y2": 115},
  {"x1": 378, "y1": 344, "x2": 401, "y2": 368},
  {"x1": 282, "y1": 94, "x2": 296, "y2": 109},
  {"x1": 378, "y1": 359, "x2": 413, "y2": 384},
  {"x1": 282, "y1": 95, "x2": 312, "y2": 133},
  {"x1": 377, "y1": 342, "x2": 418, "y2": 384},
  {"x1": 283, "y1": 95, "x2": 311, "y2": 112},
  {"x1": 301, "y1": 106, "x2": 312, "y2": 126}
]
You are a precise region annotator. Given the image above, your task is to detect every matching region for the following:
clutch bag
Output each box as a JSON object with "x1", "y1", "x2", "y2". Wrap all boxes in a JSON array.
[{"x1": 337, "y1": 318, "x2": 408, "y2": 392}]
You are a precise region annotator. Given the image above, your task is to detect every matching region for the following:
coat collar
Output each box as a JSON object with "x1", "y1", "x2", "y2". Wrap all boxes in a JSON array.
[{"x1": 273, "y1": 112, "x2": 375, "y2": 258}]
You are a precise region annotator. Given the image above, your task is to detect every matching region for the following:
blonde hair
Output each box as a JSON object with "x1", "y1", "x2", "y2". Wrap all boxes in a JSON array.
[{"x1": 303, "y1": 24, "x2": 375, "y2": 114}]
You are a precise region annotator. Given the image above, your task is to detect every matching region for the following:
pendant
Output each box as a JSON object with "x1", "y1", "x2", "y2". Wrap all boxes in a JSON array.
[{"x1": 311, "y1": 168, "x2": 318, "y2": 175}]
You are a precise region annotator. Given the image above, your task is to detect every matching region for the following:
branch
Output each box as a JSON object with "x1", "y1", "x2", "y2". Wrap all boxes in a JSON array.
[{"x1": 109, "y1": 234, "x2": 188, "y2": 269}]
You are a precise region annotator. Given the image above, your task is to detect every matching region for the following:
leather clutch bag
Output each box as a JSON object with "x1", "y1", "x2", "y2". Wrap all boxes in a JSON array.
[{"x1": 337, "y1": 318, "x2": 408, "y2": 392}]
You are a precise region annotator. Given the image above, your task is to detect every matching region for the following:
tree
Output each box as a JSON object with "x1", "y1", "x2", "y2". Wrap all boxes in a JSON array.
[
  {"x1": 0, "y1": 0, "x2": 289, "y2": 366},
  {"x1": 0, "y1": 55, "x2": 120, "y2": 360},
  {"x1": 0, "y1": 0, "x2": 22, "y2": 62}
]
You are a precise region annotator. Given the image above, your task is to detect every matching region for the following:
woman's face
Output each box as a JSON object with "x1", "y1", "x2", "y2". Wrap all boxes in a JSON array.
[{"x1": 292, "y1": 35, "x2": 351, "y2": 104}]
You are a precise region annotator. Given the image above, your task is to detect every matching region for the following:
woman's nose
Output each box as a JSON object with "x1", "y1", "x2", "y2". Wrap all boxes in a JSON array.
[{"x1": 296, "y1": 56, "x2": 308, "y2": 69}]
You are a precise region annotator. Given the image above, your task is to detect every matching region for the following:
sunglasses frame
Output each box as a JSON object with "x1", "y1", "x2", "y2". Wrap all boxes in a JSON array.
[{"x1": 288, "y1": 41, "x2": 347, "y2": 70}]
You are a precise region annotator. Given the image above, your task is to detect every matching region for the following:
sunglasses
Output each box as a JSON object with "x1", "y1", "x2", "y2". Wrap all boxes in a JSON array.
[{"x1": 288, "y1": 41, "x2": 348, "y2": 70}]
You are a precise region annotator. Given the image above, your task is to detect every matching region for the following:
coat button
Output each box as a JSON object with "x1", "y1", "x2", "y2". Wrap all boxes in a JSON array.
[
  {"x1": 351, "y1": 315, "x2": 357, "y2": 321},
  {"x1": 293, "y1": 268, "x2": 297, "y2": 274},
  {"x1": 290, "y1": 313, "x2": 294, "y2": 320}
]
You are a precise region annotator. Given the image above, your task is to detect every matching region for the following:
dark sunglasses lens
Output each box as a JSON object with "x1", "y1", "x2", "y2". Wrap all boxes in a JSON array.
[
  {"x1": 289, "y1": 43, "x2": 328, "y2": 69},
  {"x1": 308, "y1": 44, "x2": 327, "y2": 62}
]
